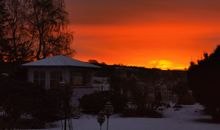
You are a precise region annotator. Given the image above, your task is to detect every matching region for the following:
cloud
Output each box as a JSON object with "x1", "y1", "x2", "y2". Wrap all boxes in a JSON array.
[{"x1": 65, "y1": 0, "x2": 220, "y2": 25}]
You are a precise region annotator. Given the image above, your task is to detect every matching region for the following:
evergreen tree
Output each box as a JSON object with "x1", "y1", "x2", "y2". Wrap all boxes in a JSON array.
[{"x1": 188, "y1": 45, "x2": 220, "y2": 121}]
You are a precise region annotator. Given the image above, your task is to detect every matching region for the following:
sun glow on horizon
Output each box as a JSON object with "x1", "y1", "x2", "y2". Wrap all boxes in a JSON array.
[
  {"x1": 71, "y1": 23, "x2": 217, "y2": 70},
  {"x1": 147, "y1": 60, "x2": 186, "y2": 70}
]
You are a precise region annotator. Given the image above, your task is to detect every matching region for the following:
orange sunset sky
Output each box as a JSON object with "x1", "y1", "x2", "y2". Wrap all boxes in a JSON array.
[{"x1": 65, "y1": 0, "x2": 220, "y2": 70}]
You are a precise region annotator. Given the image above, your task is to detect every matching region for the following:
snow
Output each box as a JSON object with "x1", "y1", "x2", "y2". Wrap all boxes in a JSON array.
[
  {"x1": 38, "y1": 104, "x2": 220, "y2": 130},
  {"x1": 22, "y1": 55, "x2": 100, "y2": 68}
]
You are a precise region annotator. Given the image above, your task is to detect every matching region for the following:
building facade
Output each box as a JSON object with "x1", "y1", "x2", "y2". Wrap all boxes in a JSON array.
[{"x1": 22, "y1": 55, "x2": 101, "y2": 105}]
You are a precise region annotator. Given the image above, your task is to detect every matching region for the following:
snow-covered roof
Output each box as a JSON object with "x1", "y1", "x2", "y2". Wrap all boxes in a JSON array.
[{"x1": 22, "y1": 55, "x2": 100, "y2": 68}]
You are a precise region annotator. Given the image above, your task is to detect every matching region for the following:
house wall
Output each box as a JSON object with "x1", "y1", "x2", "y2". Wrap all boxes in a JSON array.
[{"x1": 27, "y1": 67, "x2": 96, "y2": 89}]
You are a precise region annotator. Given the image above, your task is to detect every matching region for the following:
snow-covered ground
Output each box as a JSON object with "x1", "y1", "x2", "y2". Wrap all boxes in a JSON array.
[{"x1": 41, "y1": 104, "x2": 220, "y2": 130}]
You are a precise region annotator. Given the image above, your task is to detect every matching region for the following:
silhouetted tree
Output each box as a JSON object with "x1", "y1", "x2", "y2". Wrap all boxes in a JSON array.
[
  {"x1": 88, "y1": 59, "x2": 99, "y2": 64},
  {"x1": 188, "y1": 45, "x2": 220, "y2": 121},
  {"x1": 2, "y1": 0, "x2": 34, "y2": 62},
  {"x1": 28, "y1": 0, "x2": 73, "y2": 60},
  {"x1": 0, "y1": 0, "x2": 74, "y2": 63},
  {"x1": 0, "y1": 0, "x2": 8, "y2": 62}
]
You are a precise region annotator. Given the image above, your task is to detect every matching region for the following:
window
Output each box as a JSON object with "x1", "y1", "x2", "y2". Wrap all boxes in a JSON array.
[
  {"x1": 50, "y1": 71, "x2": 63, "y2": 88},
  {"x1": 71, "y1": 72, "x2": 84, "y2": 86},
  {"x1": 33, "y1": 71, "x2": 46, "y2": 87}
]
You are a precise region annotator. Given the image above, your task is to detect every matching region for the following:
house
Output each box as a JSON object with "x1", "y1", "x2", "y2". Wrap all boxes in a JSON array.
[{"x1": 22, "y1": 55, "x2": 101, "y2": 105}]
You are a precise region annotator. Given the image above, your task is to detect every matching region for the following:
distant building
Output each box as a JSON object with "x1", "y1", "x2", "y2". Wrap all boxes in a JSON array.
[{"x1": 91, "y1": 76, "x2": 110, "y2": 91}]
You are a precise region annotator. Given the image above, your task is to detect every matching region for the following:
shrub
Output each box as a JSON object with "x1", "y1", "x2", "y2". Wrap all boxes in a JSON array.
[
  {"x1": 0, "y1": 75, "x2": 73, "y2": 128},
  {"x1": 79, "y1": 91, "x2": 127, "y2": 114}
]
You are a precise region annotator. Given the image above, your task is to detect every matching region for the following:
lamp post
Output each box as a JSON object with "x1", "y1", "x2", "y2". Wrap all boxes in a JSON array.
[
  {"x1": 59, "y1": 81, "x2": 67, "y2": 130},
  {"x1": 97, "y1": 111, "x2": 105, "y2": 130},
  {"x1": 104, "y1": 101, "x2": 113, "y2": 130}
]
